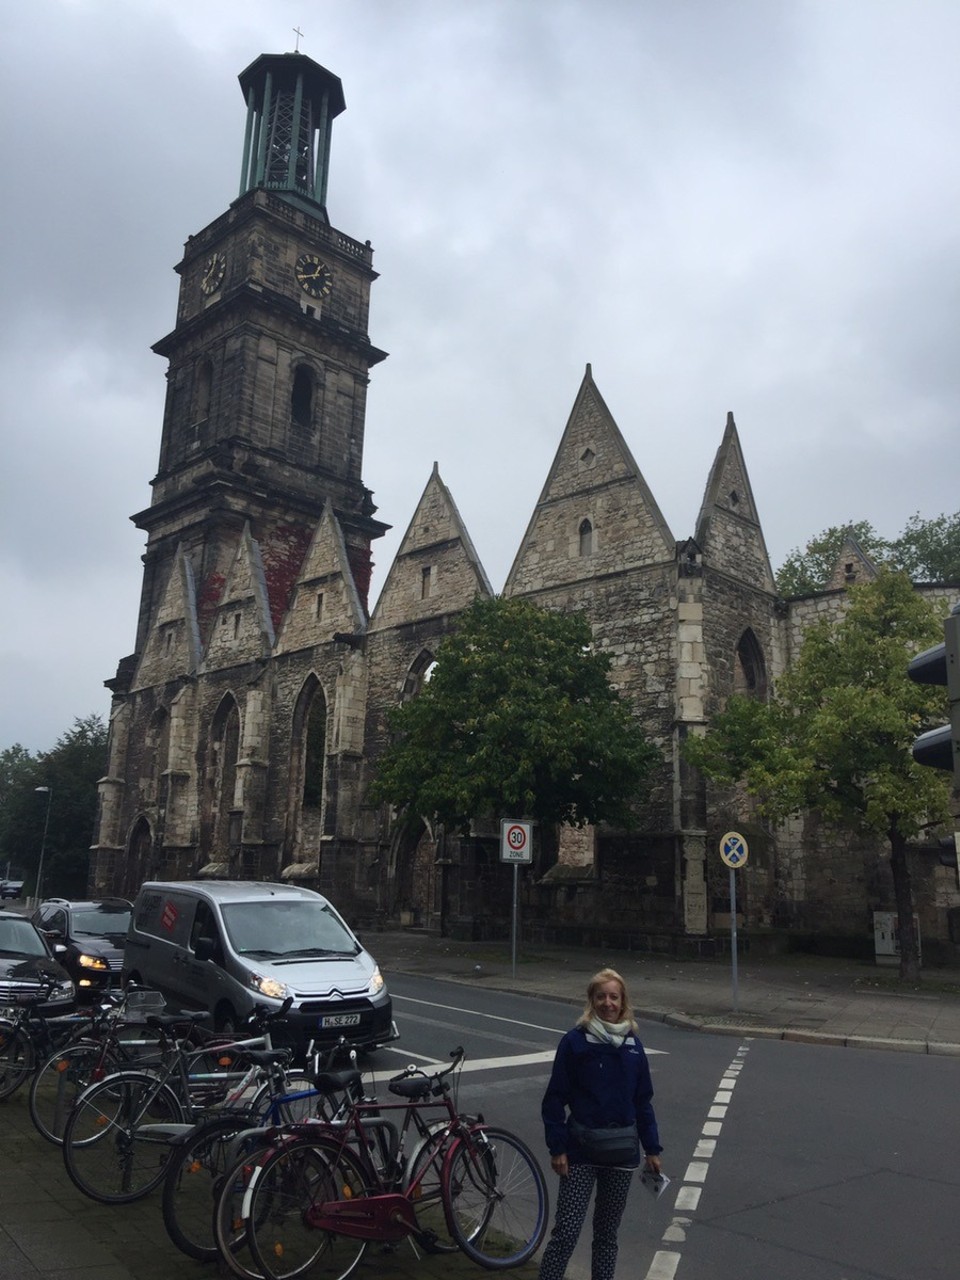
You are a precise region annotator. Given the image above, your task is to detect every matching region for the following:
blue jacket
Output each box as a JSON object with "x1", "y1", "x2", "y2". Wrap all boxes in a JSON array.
[{"x1": 541, "y1": 1025, "x2": 662, "y2": 1162}]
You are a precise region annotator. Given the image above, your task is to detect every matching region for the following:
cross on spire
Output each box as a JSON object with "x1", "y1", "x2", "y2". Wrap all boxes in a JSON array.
[{"x1": 293, "y1": 26, "x2": 304, "y2": 52}]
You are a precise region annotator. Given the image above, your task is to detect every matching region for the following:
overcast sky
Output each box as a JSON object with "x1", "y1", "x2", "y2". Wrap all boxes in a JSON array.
[{"x1": 2, "y1": 0, "x2": 958, "y2": 753}]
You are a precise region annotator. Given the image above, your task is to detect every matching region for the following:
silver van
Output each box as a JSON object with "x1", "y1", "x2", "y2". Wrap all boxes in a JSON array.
[{"x1": 122, "y1": 881, "x2": 394, "y2": 1053}]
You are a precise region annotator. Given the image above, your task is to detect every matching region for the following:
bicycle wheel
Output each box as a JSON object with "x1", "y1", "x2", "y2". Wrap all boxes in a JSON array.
[
  {"x1": 162, "y1": 1111, "x2": 254, "y2": 1261},
  {"x1": 442, "y1": 1126, "x2": 548, "y2": 1269},
  {"x1": 213, "y1": 1133, "x2": 277, "y2": 1280},
  {"x1": 246, "y1": 1138, "x2": 370, "y2": 1280},
  {"x1": 62, "y1": 1071, "x2": 186, "y2": 1204},
  {"x1": 0, "y1": 1021, "x2": 34, "y2": 1101},
  {"x1": 406, "y1": 1123, "x2": 458, "y2": 1252},
  {"x1": 29, "y1": 1040, "x2": 121, "y2": 1144}
]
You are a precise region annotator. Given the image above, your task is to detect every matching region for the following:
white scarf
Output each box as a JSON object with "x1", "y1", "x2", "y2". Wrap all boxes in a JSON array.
[{"x1": 585, "y1": 1015, "x2": 632, "y2": 1048}]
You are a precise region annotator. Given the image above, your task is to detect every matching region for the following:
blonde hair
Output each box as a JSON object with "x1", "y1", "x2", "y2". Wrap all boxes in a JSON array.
[{"x1": 576, "y1": 967, "x2": 638, "y2": 1032}]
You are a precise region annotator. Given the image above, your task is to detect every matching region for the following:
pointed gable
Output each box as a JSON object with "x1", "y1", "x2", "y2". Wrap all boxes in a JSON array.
[
  {"x1": 275, "y1": 502, "x2": 367, "y2": 654},
  {"x1": 824, "y1": 531, "x2": 880, "y2": 591},
  {"x1": 131, "y1": 545, "x2": 202, "y2": 691},
  {"x1": 504, "y1": 365, "x2": 674, "y2": 596},
  {"x1": 369, "y1": 463, "x2": 492, "y2": 630},
  {"x1": 695, "y1": 411, "x2": 775, "y2": 593},
  {"x1": 202, "y1": 523, "x2": 275, "y2": 670}
]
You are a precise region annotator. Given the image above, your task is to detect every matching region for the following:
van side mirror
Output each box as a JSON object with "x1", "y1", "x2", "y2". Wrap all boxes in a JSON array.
[{"x1": 194, "y1": 936, "x2": 216, "y2": 962}]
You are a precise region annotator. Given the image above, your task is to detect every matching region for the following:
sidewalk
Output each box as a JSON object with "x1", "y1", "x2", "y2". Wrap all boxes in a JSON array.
[{"x1": 371, "y1": 928, "x2": 960, "y2": 1055}]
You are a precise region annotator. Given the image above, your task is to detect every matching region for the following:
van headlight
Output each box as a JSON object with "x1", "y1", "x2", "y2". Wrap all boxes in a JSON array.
[
  {"x1": 79, "y1": 954, "x2": 109, "y2": 971},
  {"x1": 249, "y1": 974, "x2": 289, "y2": 1001},
  {"x1": 368, "y1": 965, "x2": 385, "y2": 996}
]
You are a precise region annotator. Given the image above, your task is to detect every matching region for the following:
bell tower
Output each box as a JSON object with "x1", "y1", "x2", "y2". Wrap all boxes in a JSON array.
[{"x1": 130, "y1": 51, "x2": 388, "y2": 659}]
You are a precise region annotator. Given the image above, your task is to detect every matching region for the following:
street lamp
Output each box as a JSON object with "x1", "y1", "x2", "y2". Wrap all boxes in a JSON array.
[{"x1": 34, "y1": 786, "x2": 52, "y2": 906}]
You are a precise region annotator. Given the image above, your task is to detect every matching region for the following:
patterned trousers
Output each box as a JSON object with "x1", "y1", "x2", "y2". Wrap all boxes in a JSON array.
[{"x1": 538, "y1": 1162, "x2": 635, "y2": 1280}]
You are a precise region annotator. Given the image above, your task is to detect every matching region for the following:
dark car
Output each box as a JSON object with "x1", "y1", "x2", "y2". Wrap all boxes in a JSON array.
[
  {"x1": 0, "y1": 880, "x2": 24, "y2": 900},
  {"x1": 32, "y1": 898, "x2": 132, "y2": 1000},
  {"x1": 0, "y1": 911, "x2": 75, "y2": 1013}
]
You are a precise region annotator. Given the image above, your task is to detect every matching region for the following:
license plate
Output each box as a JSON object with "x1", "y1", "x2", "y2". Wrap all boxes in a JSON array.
[{"x1": 319, "y1": 1013, "x2": 361, "y2": 1029}]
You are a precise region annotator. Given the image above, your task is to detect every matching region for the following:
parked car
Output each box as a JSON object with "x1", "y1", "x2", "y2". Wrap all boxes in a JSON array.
[
  {"x1": 123, "y1": 881, "x2": 395, "y2": 1053},
  {"x1": 32, "y1": 898, "x2": 132, "y2": 1000},
  {"x1": 0, "y1": 911, "x2": 75, "y2": 1013},
  {"x1": 0, "y1": 880, "x2": 24, "y2": 900}
]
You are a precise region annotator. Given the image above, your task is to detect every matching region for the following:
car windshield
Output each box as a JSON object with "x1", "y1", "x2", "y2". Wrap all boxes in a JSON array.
[
  {"x1": 71, "y1": 907, "x2": 132, "y2": 936},
  {"x1": 221, "y1": 900, "x2": 360, "y2": 958},
  {"x1": 0, "y1": 918, "x2": 48, "y2": 957}
]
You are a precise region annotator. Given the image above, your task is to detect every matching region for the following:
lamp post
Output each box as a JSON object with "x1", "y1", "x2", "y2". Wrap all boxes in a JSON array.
[{"x1": 34, "y1": 786, "x2": 52, "y2": 906}]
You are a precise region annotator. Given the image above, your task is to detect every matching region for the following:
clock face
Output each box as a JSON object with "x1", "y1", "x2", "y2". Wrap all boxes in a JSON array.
[
  {"x1": 295, "y1": 254, "x2": 333, "y2": 299},
  {"x1": 200, "y1": 252, "x2": 226, "y2": 295}
]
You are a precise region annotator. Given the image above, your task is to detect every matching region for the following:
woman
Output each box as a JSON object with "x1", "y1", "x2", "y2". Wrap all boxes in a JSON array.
[{"x1": 539, "y1": 968, "x2": 663, "y2": 1280}]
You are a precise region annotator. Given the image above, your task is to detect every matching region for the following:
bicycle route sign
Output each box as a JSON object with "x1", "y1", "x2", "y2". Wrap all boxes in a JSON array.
[
  {"x1": 500, "y1": 819, "x2": 533, "y2": 864},
  {"x1": 719, "y1": 831, "x2": 749, "y2": 869}
]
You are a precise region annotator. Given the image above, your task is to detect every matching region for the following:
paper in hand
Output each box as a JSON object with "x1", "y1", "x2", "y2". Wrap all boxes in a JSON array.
[{"x1": 639, "y1": 1169, "x2": 671, "y2": 1199}]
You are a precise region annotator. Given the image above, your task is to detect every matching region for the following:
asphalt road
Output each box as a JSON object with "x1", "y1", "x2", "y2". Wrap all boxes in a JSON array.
[{"x1": 388, "y1": 973, "x2": 960, "y2": 1280}]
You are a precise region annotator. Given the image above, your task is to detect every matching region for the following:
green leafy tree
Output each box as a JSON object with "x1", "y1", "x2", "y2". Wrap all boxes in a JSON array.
[
  {"x1": 0, "y1": 714, "x2": 108, "y2": 899},
  {"x1": 684, "y1": 572, "x2": 950, "y2": 981},
  {"x1": 371, "y1": 596, "x2": 660, "y2": 836},
  {"x1": 775, "y1": 520, "x2": 886, "y2": 596},
  {"x1": 776, "y1": 511, "x2": 960, "y2": 596},
  {"x1": 889, "y1": 511, "x2": 960, "y2": 583}
]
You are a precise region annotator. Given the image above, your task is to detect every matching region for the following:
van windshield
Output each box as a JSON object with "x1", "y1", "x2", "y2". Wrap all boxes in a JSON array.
[{"x1": 220, "y1": 900, "x2": 360, "y2": 959}]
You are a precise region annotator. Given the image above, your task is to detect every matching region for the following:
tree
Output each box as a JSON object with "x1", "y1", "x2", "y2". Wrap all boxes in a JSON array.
[
  {"x1": 775, "y1": 520, "x2": 886, "y2": 596},
  {"x1": 0, "y1": 714, "x2": 108, "y2": 899},
  {"x1": 775, "y1": 511, "x2": 960, "y2": 596},
  {"x1": 371, "y1": 596, "x2": 660, "y2": 836},
  {"x1": 889, "y1": 511, "x2": 960, "y2": 583},
  {"x1": 684, "y1": 572, "x2": 951, "y2": 981}
]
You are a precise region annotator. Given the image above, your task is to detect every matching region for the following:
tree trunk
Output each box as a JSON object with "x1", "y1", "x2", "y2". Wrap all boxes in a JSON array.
[{"x1": 889, "y1": 826, "x2": 921, "y2": 983}]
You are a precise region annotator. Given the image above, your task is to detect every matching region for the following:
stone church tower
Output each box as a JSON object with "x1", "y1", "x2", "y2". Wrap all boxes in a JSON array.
[
  {"x1": 93, "y1": 52, "x2": 960, "y2": 959},
  {"x1": 92, "y1": 53, "x2": 389, "y2": 900}
]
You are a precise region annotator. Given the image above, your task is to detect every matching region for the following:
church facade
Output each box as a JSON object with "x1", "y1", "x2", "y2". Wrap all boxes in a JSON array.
[{"x1": 91, "y1": 52, "x2": 960, "y2": 960}]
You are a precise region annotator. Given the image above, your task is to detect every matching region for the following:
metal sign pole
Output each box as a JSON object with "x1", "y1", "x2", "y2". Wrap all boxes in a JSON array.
[
  {"x1": 729, "y1": 866, "x2": 739, "y2": 1012},
  {"x1": 511, "y1": 863, "x2": 519, "y2": 979}
]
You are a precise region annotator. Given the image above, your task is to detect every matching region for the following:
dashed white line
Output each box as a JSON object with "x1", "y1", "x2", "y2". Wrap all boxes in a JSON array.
[{"x1": 642, "y1": 1041, "x2": 751, "y2": 1280}]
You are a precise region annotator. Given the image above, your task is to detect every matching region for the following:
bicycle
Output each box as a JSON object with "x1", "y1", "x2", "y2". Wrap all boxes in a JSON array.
[
  {"x1": 28, "y1": 986, "x2": 168, "y2": 1143},
  {"x1": 0, "y1": 982, "x2": 130, "y2": 1102},
  {"x1": 235, "y1": 1046, "x2": 548, "y2": 1280},
  {"x1": 161, "y1": 1037, "x2": 365, "y2": 1264},
  {"x1": 60, "y1": 1005, "x2": 294, "y2": 1204}
]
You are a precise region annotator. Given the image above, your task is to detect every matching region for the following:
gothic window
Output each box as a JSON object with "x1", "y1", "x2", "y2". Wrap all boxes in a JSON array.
[
  {"x1": 208, "y1": 695, "x2": 241, "y2": 859},
  {"x1": 734, "y1": 628, "x2": 767, "y2": 701},
  {"x1": 420, "y1": 566, "x2": 433, "y2": 599},
  {"x1": 291, "y1": 365, "x2": 314, "y2": 428},
  {"x1": 579, "y1": 518, "x2": 594, "y2": 557},
  {"x1": 401, "y1": 650, "x2": 437, "y2": 702},
  {"x1": 288, "y1": 676, "x2": 327, "y2": 863},
  {"x1": 145, "y1": 708, "x2": 170, "y2": 803}
]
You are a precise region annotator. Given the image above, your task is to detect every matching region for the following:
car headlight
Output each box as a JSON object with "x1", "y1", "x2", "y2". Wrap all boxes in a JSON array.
[
  {"x1": 78, "y1": 954, "x2": 109, "y2": 971},
  {"x1": 250, "y1": 973, "x2": 289, "y2": 1001},
  {"x1": 52, "y1": 979, "x2": 75, "y2": 999},
  {"x1": 368, "y1": 965, "x2": 385, "y2": 996}
]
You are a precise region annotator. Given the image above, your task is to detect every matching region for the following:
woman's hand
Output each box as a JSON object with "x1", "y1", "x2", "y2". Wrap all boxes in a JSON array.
[
  {"x1": 643, "y1": 1153, "x2": 662, "y2": 1174},
  {"x1": 550, "y1": 1153, "x2": 569, "y2": 1177}
]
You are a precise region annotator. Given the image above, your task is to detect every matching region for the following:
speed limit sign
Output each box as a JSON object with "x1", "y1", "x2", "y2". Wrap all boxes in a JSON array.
[{"x1": 500, "y1": 820, "x2": 533, "y2": 864}]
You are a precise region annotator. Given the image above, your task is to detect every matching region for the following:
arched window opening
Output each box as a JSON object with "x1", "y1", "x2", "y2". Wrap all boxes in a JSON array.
[
  {"x1": 302, "y1": 696, "x2": 326, "y2": 809},
  {"x1": 734, "y1": 629, "x2": 767, "y2": 701},
  {"x1": 291, "y1": 365, "x2": 313, "y2": 428},
  {"x1": 209, "y1": 696, "x2": 241, "y2": 859},
  {"x1": 579, "y1": 518, "x2": 593, "y2": 557},
  {"x1": 401, "y1": 650, "x2": 437, "y2": 702},
  {"x1": 288, "y1": 676, "x2": 328, "y2": 866}
]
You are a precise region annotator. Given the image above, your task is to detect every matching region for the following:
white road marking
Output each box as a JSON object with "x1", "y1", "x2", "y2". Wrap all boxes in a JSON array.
[
  {"x1": 675, "y1": 1185, "x2": 701, "y2": 1211},
  {"x1": 644, "y1": 1249, "x2": 681, "y2": 1279},
  {"x1": 391, "y1": 993, "x2": 667, "y2": 1051}
]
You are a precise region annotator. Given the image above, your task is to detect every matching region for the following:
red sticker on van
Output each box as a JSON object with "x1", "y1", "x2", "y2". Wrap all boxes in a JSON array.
[{"x1": 160, "y1": 901, "x2": 179, "y2": 933}]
